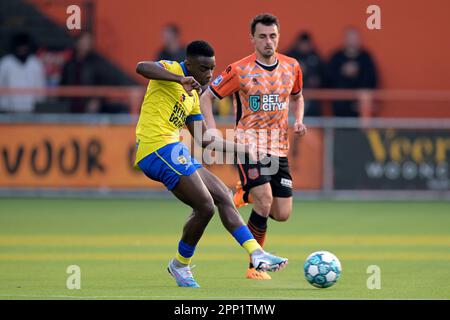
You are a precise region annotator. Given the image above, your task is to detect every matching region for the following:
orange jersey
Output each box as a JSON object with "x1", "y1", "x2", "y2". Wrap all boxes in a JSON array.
[{"x1": 209, "y1": 53, "x2": 302, "y2": 157}]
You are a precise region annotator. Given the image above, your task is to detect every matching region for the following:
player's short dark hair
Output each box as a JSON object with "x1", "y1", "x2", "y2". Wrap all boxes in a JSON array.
[
  {"x1": 186, "y1": 40, "x2": 214, "y2": 58},
  {"x1": 250, "y1": 13, "x2": 280, "y2": 35}
]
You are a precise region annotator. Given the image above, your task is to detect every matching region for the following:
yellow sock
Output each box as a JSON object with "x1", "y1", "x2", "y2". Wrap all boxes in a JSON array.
[
  {"x1": 242, "y1": 239, "x2": 261, "y2": 255},
  {"x1": 175, "y1": 252, "x2": 192, "y2": 265}
]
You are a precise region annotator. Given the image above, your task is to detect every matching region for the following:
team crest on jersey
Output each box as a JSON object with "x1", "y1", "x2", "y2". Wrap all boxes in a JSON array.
[
  {"x1": 249, "y1": 95, "x2": 261, "y2": 112},
  {"x1": 177, "y1": 155, "x2": 187, "y2": 165},
  {"x1": 248, "y1": 168, "x2": 259, "y2": 180},
  {"x1": 180, "y1": 94, "x2": 186, "y2": 102},
  {"x1": 212, "y1": 75, "x2": 223, "y2": 86}
]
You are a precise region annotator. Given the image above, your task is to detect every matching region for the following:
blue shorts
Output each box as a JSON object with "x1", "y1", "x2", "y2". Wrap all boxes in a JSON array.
[{"x1": 138, "y1": 142, "x2": 202, "y2": 190}]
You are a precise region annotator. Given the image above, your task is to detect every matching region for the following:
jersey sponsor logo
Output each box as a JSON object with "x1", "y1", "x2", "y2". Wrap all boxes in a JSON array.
[
  {"x1": 280, "y1": 178, "x2": 292, "y2": 188},
  {"x1": 248, "y1": 168, "x2": 259, "y2": 180},
  {"x1": 169, "y1": 102, "x2": 187, "y2": 128},
  {"x1": 249, "y1": 94, "x2": 286, "y2": 112},
  {"x1": 212, "y1": 75, "x2": 223, "y2": 86},
  {"x1": 243, "y1": 73, "x2": 262, "y2": 78}
]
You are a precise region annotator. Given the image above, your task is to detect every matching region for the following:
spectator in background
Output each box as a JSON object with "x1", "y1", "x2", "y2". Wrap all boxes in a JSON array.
[
  {"x1": 0, "y1": 32, "x2": 46, "y2": 113},
  {"x1": 285, "y1": 31, "x2": 325, "y2": 116},
  {"x1": 155, "y1": 24, "x2": 185, "y2": 62},
  {"x1": 328, "y1": 27, "x2": 378, "y2": 117},
  {"x1": 37, "y1": 48, "x2": 72, "y2": 87},
  {"x1": 60, "y1": 32, "x2": 128, "y2": 113}
]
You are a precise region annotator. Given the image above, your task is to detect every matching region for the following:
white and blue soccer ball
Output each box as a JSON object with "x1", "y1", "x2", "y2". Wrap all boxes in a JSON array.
[{"x1": 304, "y1": 251, "x2": 342, "y2": 288}]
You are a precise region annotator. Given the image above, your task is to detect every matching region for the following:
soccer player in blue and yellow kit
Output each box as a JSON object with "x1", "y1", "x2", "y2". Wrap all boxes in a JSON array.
[{"x1": 134, "y1": 40, "x2": 288, "y2": 288}]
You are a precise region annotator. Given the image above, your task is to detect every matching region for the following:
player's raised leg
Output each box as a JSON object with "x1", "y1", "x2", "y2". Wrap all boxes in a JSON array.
[
  {"x1": 137, "y1": 141, "x2": 215, "y2": 288},
  {"x1": 197, "y1": 167, "x2": 245, "y2": 233},
  {"x1": 197, "y1": 167, "x2": 288, "y2": 274}
]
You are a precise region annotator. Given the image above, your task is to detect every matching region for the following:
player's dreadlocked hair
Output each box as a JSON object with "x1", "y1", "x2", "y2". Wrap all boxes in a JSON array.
[
  {"x1": 250, "y1": 13, "x2": 280, "y2": 35},
  {"x1": 186, "y1": 40, "x2": 215, "y2": 58}
]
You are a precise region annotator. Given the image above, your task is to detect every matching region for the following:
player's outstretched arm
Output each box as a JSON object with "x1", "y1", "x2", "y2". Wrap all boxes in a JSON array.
[
  {"x1": 135, "y1": 61, "x2": 200, "y2": 96},
  {"x1": 199, "y1": 89, "x2": 219, "y2": 132},
  {"x1": 186, "y1": 120, "x2": 256, "y2": 162}
]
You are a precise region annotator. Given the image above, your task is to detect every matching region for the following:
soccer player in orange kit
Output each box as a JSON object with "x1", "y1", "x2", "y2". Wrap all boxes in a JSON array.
[{"x1": 200, "y1": 14, "x2": 307, "y2": 280}]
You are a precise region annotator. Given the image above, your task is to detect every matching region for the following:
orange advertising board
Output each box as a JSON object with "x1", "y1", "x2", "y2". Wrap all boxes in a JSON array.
[{"x1": 0, "y1": 124, "x2": 322, "y2": 190}]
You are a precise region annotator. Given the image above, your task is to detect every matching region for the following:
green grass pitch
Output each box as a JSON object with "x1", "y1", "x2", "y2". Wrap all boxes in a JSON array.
[{"x1": 0, "y1": 198, "x2": 449, "y2": 300}]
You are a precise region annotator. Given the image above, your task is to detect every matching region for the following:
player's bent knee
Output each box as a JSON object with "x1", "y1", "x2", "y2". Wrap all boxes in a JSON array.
[
  {"x1": 212, "y1": 186, "x2": 234, "y2": 206},
  {"x1": 194, "y1": 196, "x2": 216, "y2": 219},
  {"x1": 253, "y1": 193, "x2": 273, "y2": 214},
  {"x1": 202, "y1": 201, "x2": 216, "y2": 218},
  {"x1": 270, "y1": 208, "x2": 292, "y2": 222},
  {"x1": 273, "y1": 213, "x2": 290, "y2": 222}
]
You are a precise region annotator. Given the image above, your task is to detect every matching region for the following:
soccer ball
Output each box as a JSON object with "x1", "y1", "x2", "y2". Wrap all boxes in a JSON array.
[{"x1": 304, "y1": 251, "x2": 342, "y2": 288}]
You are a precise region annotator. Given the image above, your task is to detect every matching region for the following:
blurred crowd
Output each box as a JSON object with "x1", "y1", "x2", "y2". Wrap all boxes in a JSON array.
[
  {"x1": 0, "y1": 25, "x2": 378, "y2": 117},
  {"x1": 285, "y1": 27, "x2": 378, "y2": 117},
  {"x1": 0, "y1": 31, "x2": 132, "y2": 114}
]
